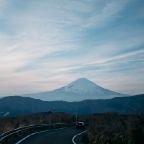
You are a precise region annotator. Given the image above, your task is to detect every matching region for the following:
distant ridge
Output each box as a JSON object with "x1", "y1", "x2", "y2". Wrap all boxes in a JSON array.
[
  {"x1": 0, "y1": 94, "x2": 143, "y2": 117},
  {"x1": 24, "y1": 78, "x2": 126, "y2": 101}
]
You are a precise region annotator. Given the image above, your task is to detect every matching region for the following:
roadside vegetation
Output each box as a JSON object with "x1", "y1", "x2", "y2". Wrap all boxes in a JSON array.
[
  {"x1": 0, "y1": 112, "x2": 75, "y2": 133},
  {"x1": 82, "y1": 113, "x2": 144, "y2": 144}
]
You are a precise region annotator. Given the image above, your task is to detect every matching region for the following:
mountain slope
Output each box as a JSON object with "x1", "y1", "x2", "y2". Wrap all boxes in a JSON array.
[
  {"x1": 25, "y1": 78, "x2": 126, "y2": 101},
  {"x1": 0, "y1": 94, "x2": 143, "y2": 117}
]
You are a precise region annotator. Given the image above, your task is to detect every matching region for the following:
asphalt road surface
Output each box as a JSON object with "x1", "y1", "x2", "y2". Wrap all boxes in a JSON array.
[{"x1": 16, "y1": 127, "x2": 84, "y2": 144}]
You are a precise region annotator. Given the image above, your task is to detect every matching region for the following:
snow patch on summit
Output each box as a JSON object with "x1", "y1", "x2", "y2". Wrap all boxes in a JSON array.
[
  {"x1": 63, "y1": 78, "x2": 113, "y2": 95},
  {"x1": 64, "y1": 78, "x2": 100, "y2": 94}
]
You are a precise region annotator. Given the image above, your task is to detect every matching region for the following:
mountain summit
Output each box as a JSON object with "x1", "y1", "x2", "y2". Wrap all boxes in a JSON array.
[
  {"x1": 25, "y1": 78, "x2": 126, "y2": 101},
  {"x1": 64, "y1": 78, "x2": 101, "y2": 93}
]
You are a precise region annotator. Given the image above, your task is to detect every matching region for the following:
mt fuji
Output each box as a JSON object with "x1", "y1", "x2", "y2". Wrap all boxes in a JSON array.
[{"x1": 25, "y1": 78, "x2": 126, "y2": 101}]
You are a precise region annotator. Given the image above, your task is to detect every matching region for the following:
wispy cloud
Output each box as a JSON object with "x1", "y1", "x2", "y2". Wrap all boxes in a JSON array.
[{"x1": 0, "y1": 0, "x2": 143, "y2": 96}]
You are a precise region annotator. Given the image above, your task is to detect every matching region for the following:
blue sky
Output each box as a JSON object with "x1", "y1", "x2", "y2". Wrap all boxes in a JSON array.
[{"x1": 0, "y1": 0, "x2": 144, "y2": 96}]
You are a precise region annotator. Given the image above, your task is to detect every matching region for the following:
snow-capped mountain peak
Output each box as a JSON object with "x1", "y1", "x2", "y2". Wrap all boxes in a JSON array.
[
  {"x1": 64, "y1": 78, "x2": 102, "y2": 94},
  {"x1": 24, "y1": 78, "x2": 126, "y2": 101}
]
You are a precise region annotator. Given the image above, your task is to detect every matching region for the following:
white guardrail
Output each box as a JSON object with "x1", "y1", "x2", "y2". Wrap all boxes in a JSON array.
[{"x1": 0, "y1": 123, "x2": 67, "y2": 144}]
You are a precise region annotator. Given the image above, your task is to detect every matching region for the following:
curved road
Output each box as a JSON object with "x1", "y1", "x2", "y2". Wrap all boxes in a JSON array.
[{"x1": 16, "y1": 127, "x2": 84, "y2": 144}]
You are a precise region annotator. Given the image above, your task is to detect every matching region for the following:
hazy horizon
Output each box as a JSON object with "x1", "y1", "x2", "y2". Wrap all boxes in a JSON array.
[{"x1": 0, "y1": 0, "x2": 144, "y2": 97}]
